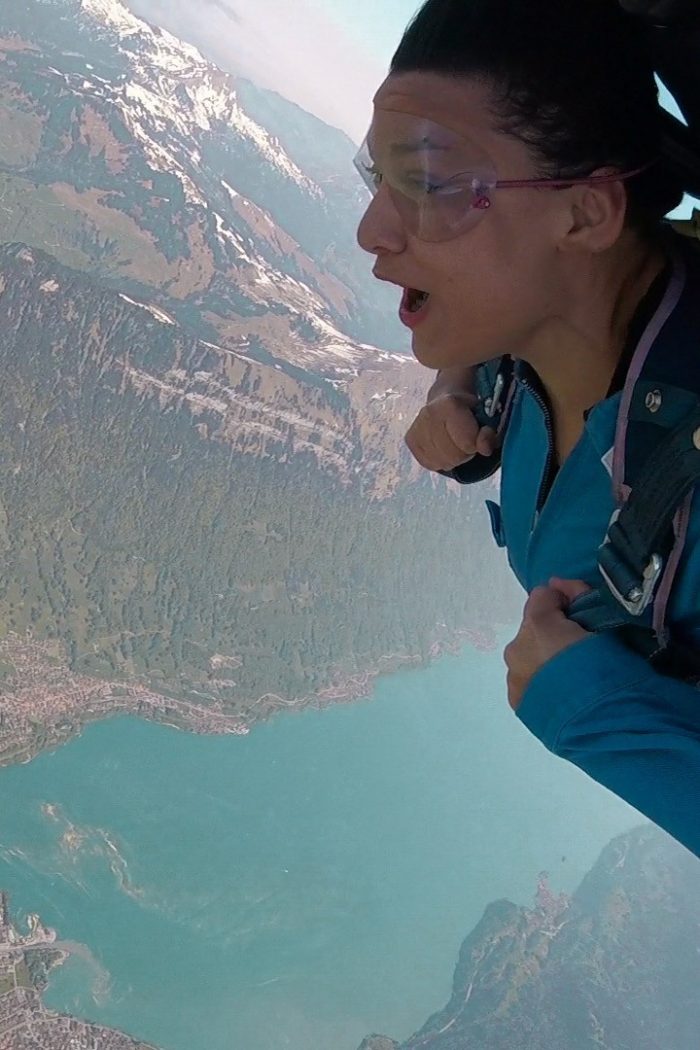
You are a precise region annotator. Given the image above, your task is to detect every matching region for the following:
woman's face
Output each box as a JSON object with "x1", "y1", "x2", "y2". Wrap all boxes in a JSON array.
[{"x1": 356, "y1": 71, "x2": 568, "y2": 372}]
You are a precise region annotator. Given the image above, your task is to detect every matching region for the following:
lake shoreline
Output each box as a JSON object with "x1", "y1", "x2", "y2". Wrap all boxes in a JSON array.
[{"x1": 0, "y1": 618, "x2": 507, "y2": 769}]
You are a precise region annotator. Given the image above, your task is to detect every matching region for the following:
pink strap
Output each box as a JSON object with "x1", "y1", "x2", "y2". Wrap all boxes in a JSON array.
[
  {"x1": 612, "y1": 250, "x2": 686, "y2": 504},
  {"x1": 611, "y1": 246, "x2": 691, "y2": 648}
]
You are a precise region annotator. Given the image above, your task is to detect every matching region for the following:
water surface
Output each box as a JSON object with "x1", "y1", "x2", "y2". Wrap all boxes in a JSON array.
[{"x1": 0, "y1": 626, "x2": 640, "y2": 1049}]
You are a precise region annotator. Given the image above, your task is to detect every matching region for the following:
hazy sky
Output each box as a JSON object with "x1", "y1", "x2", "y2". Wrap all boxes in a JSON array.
[{"x1": 127, "y1": 0, "x2": 419, "y2": 141}]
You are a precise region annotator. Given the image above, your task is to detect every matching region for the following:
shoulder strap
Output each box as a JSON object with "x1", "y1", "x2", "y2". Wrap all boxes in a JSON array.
[{"x1": 569, "y1": 228, "x2": 700, "y2": 681}]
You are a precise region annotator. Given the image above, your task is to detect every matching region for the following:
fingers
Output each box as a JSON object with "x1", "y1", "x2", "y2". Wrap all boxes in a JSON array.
[
  {"x1": 505, "y1": 667, "x2": 525, "y2": 710},
  {"x1": 438, "y1": 395, "x2": 480, "y2": 458},
  {"x1": 523, "y1": 585, "x2": 568, "y2": 620},
  {"x1": 405, "y1": 393, "x2": 500, "y2": 472},
  {"x1": 476, "y1": 425, "x2": 498, "y2": 457},
  {"x1": 548, "y1": 577, "x2": 593, "y2": 603},
  {"x1": 404, "y1": 424, "x2": 460, "y2": 472},
  {"x1": 405, "y1": 404, "x2": 475, "y2": 471},
  {"x1": 506, "y1": 674, "x2": 521, "y2": 710}
]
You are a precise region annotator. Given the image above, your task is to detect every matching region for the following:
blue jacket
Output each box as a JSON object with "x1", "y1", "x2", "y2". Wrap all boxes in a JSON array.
[{"x1": 457, "y1": 227, "x2": 700, "y2": 857}]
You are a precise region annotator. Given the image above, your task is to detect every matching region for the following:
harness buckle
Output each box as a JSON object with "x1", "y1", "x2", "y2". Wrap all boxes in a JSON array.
[
  {"x1": 598, "y1": 508, "x2": 664, "y2": 616},
  {"x1": 483, "y1": 372, "x2": 505, "y2": 419}
]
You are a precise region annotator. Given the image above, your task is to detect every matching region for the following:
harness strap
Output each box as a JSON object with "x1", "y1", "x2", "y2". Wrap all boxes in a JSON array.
[
  {"x1": 567, "y1": 233, "x2": 700, "y2": 680},
  {"x1": 599, "y1": 404, "x2": 700, "y2": 600},
  {"x1": 569, "y1": 407, "x2": 700, "y2": 662}
]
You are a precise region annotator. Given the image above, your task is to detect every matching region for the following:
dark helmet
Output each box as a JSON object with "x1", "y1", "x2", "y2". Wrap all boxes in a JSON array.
[
  {"x1": 618, "y1": 1, "x2": 700, "y2": 28},
  {"x1": 619, "y1": 0, "x2": 700, "y2": 195}
]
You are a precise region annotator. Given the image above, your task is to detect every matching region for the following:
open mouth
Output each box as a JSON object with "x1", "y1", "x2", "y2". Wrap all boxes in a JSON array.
[
  {"x1": 402, "y1": 287, "x2": 430, "y2": 310},
  {"x1": 398, "y1": 286, "x2": 433, "y2": 328},
  {"x1": 404, "y1": 287, "x2": 431, "y2": 312}
]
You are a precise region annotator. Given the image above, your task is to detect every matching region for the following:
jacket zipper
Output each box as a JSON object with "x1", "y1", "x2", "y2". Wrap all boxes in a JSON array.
[{"x1": 517, "y1": 371, "x2": 557, "y2": 533}]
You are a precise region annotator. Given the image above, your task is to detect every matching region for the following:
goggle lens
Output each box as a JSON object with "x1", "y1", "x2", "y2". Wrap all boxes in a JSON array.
[{"x1": 352, "y1": 115, "x2": 498, "y2": 242}]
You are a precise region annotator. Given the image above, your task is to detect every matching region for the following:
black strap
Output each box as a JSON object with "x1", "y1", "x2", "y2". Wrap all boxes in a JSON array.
[
  {"x1": 601, "y1": 405, "x2": 700, "y2": 575},
  {"x1": 569, "y1": 404, "x2": 700, "y2": 674}
]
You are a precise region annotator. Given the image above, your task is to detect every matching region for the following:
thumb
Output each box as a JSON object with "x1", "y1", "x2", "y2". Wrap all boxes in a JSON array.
[
  {"x1": 476, "y1": 426, "x2": 498, "y2": 456},
  {"x1": 548, "y1": 577, "x2": 593, "y2": 604}
]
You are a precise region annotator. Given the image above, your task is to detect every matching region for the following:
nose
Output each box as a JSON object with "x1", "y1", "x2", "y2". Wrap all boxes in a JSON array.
[{"x1": 356, "y1": 187, "x2": 407, "y2": 257}]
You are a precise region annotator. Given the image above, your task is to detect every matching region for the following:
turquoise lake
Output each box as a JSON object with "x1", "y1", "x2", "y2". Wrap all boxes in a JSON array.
[{"x1": 0, "y1": 624, "x2": 641, "y2": 1050}]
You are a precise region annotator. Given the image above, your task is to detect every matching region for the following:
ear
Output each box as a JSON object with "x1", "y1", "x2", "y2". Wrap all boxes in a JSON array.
[{"x1": 557, "y1": 167, "x2": 629, "y2": 255}]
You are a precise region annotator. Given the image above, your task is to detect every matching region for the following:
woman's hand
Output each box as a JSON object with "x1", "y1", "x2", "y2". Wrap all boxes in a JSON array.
[
  {"x1": 504, "y1": 577, "x2": 593, "y2": 710},
  {"x1": 404, "y1": 367, "x2": 499, "y2": 472}
]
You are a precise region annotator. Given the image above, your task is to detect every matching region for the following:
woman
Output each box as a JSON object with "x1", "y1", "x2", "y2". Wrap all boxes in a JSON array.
[{"x1": 355, "y1": 0, "x2": 700, "y2": 855}]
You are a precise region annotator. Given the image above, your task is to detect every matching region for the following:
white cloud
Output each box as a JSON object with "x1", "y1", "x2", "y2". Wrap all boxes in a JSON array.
[{"x1": 126, "y1": 0, "x2": 386, "y2": 141}]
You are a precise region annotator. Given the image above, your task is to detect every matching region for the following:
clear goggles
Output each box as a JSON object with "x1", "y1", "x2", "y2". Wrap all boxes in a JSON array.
[{"x1": 352, "y1": 112, "x2": 657, "y2": 243}]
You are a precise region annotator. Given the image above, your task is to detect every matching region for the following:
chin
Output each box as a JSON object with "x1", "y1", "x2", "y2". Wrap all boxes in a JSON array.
[
  {"x1": 412, "y1": 343, "x2": 470, "y2": 372},
  {"x1": 411, "y1": 339, "x2": 449, "y2": 370},
  {"x1": 410, "y1": 345, "x2": 433, "y2": 368}
]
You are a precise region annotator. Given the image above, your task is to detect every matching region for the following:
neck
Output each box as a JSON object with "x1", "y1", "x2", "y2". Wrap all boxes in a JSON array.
[{"x1": 518, "y1": 233, "x2": 671, "y2": 444}]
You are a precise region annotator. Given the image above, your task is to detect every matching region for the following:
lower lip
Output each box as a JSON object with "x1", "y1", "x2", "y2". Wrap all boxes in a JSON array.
[{"x1": 399, "y1": 289, "x2": 432, "y2": 329}]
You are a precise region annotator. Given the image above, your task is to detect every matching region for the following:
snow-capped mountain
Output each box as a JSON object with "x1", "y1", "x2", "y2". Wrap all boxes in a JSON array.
[
  {"x1": 0, "y1": 0, "x2": 406, "y2": 369},
  {"x1": 0, "y1": 0, "x2": 445, "y2": 509}
]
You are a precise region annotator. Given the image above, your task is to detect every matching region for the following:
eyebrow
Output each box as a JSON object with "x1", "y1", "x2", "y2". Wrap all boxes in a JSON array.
[{"x1": 389, "y1": 142, "x2": 450, "y2": 155}]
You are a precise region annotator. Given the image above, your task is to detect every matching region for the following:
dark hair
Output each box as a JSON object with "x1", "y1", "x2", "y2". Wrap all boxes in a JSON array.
[{"x1": 389, "y1": 0, "x2": 689, "y2": 244}]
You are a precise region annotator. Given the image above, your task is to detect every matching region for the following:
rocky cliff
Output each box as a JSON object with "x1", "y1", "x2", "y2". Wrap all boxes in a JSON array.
[{"x1": 361, "y1": 825, "x2": 700, "y2": 1050}]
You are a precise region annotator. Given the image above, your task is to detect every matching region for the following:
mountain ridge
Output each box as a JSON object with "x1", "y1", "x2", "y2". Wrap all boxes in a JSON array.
[
  {"x1": 360, "y1": 825, "x2": 700, "y2": 1050},
  {"x1": 0, "y1": 0, "x2": 405, "y2": 354}
]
